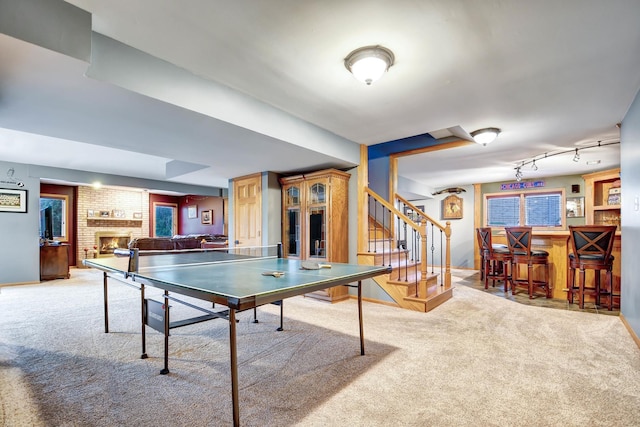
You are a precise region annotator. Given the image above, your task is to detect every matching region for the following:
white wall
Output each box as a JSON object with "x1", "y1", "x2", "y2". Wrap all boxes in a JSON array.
[
  {"x1": 620, "y1": 88, "x2": 640, "y2": 339},
  {"x1": 0, "y1": 161, "x2": 40, "y2": 284},
  {"x1": 412, "y1": 185, "x2": 476, "y2": 269}
]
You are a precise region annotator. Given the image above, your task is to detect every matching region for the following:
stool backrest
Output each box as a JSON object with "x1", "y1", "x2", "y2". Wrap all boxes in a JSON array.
[
  {"x1": 569, "y1": 225, "x2": 617, "y2": 261},
  {"x1": 476, "y1": 227, "x2": 492, "y2": 253},
  {"x1": 505, "y1": 226, "x2": 532, "y2": 256}
]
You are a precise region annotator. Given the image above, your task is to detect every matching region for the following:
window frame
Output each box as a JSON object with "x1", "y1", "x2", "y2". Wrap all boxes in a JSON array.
[
  {"x1": 152, "y1": 202, "x2": 178, "y2": 237},
  {"x1": 40, "y1": 193, "x2": 70, "y2": 242},
  {"x1": 484, "y1": 188, "x2": 566, "y2": 230}
]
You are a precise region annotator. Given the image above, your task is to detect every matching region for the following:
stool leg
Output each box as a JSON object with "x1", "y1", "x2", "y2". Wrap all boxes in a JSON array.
[
  {"x1": 528, "y1": 263, "x2": 533, "y2": 299},
  {"x1": 502, "y1": 260, "x2": 509, "y2": 292},
  {"x1": 491, "y1": 259, "x2": 500, "y2": 288},
  {"x1": 545, "y1": 262, "x2": 551, "y2": 298},
  {"x1": 568, "y1": 265, "x2": 575, "y2": 304},
  {"x1": 484, "y1": 258, "x2": 490, "y2": 289},
  {"x1": 579, "y1": 267, "x2": 586, "y2": 309},
  {"x1": 595, "y1": 269, "x2": 601, "y2": 307},
  {"x1": 606, "y1": 267, "x2": 613, "y2": 311}
]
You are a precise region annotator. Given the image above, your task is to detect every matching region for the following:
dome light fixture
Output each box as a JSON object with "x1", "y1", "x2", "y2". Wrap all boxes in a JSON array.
[
  {"x1": 471, "y1": 128, "x2": 501, "y2": 146},
  {"x1": 344, "y1": 45, "x2": 394, "y2": 85}
]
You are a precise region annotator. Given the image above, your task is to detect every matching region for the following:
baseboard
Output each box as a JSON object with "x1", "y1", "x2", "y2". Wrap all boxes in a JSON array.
[
  {"x1": 348, "y1": 294, "x2": 401, "y2": 308},
  {"x1": 620, "y1": 314, "x2": 640, "y2": 350},
  {"x1": 0, "y1": 280, "x2": 40, "y2": 288}
]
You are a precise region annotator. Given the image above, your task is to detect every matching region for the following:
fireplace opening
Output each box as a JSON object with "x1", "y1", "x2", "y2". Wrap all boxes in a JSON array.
[{"x1": 95, "y1": 232, "x2": 132, "y2": 257}]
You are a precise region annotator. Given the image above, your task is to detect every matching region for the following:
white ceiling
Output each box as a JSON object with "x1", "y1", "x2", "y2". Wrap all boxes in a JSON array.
[{"x1": 1, "y1": 0, "x2": 639, "y2": 194}]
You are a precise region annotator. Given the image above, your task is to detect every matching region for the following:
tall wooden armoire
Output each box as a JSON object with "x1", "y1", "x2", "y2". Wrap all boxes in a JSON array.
[{"x1": 280, "y1": 168, "x2": 350, "y2": 302}]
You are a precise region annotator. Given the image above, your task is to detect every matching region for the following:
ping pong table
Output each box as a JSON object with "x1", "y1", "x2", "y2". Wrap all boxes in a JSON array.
[{"x1": 84, "y1": 244, "x2": 390, "y2": 426}]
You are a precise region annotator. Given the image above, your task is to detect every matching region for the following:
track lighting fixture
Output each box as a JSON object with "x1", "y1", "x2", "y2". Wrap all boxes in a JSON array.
[
  {"x1": 515, "y1": 167, "x2": 523, "y2": 182},
  {"x1": 512, "y1": 140, "x2": 619, "y2": 181}
]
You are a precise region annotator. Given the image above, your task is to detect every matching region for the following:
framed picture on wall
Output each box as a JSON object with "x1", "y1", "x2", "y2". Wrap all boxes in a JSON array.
[
  {"x1": 0, "y1": 188, "x2": 27, "y2": 213},
  {"x1": 442, "y1": 195, "x2": 463, "y2": 220},
  {"x1": 201, "y1": 209, "x2": 212, "y2": 224},
  {"x1": 404, "y1": 205, "x2": 424, "y2": 222},
  {"x1": 566, "y1": 197, "x2": 585, "y2": 218},
  {"x1": 188, "y1": 205, "x2": 198, "y2": 219}
]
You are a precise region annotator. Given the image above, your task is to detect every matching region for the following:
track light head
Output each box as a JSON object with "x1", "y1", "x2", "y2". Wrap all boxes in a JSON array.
[{"x1": 573, "y1": 148, "x2": 580, "y2": 162}]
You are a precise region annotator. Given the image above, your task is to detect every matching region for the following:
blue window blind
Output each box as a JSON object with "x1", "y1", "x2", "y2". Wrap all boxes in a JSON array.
[
  {"x1": 525, "y1": 194, "x2": 562, "y2": 226},
  {"x1": 487, "y1": 196, "x2": 520, "y2": 226}
]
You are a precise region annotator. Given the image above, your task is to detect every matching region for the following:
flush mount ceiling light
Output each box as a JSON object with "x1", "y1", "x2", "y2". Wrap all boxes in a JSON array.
[
  {"x1": 344, "y1": 45, "x2": 394, "y2": 85},
  {"x1": 470, "y1": 128, "x2": 501, "y2": 146}
]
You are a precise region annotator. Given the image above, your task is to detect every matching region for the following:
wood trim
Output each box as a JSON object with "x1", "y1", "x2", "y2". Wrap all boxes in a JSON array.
[
  {"x1": 390, "y1": 139, "x2": 473, "y2": 158},
  {"x1": 389, "y1": 156, "x2": 398, "y2": 205},
  {"x1": 620, "y1": 314, "x2": 640, "y2": 350},
  {"x1": 347, "y1": 293, "x2": 401, "y2": 308},
  {"x1": 473, "y1": 183, "x2": 482, "y2": 270},
  {"x1": 358, "y1": 144, "x2": 368, "y2": 254},
  {"x1": 483, "y1": 187, "x2": 567, "y2": 231}
]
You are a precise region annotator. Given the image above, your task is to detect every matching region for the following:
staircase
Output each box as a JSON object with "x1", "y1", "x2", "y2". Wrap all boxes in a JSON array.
[{"x1": 358, "y1": 189, "x2": 453, "y2": 312}]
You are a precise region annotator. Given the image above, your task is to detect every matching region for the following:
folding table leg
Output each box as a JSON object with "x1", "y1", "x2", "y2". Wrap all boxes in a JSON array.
[
  {"x1": 160, "y1": 290, "x2": 170, "y2": 375},
  {"x1": 358, "y1": 280, "x2": 365, "y2": 356},
  {"x1": 229, "y1": 308, "x2": 240, "y2": 427}
]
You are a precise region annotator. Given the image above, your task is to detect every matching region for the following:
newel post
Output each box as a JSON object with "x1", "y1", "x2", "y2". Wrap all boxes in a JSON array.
[
  {"x1": 444, "y1": 221, "x2": 452, "y2": 288},
  {"x1": 418, "y1": 218, "x2": 428, "y2": 298}
]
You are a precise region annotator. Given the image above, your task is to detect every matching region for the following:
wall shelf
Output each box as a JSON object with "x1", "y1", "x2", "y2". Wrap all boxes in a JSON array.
[
  {"x1": 583, "y1": 168, "x2": 621, "y2": 228},
  {"x1": 87, "y1": 219, "x2": 143, "y2": 228}
]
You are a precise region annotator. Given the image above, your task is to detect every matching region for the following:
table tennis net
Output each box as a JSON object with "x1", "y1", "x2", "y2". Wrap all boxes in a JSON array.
[{"x1": 114, "y1": 244, "x2": 282, "y2": 274}]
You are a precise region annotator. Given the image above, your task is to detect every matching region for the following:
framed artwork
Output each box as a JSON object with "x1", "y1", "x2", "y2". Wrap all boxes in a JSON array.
[
  {"x1": 133, "y1": 212, "x2": 143, "y2": 219},
  {"x1": 99, "y1": 210, "x2": 110, "y2": 218},
  {"x1": 566, "y1": 197, "x2": 585, "y2": 218},
  {"x1": 442, "y1": 195, "x2": 463, "y2": 220},
  {"x1": 113, "y1": 209, "x2": 125, "y2": 218},
  {"x1": 87, "y1": 209, "x2": 95, "y2": 218},
  {"x1": 188, "y1": 205, "x2": 198, "y2": 219},
  {"x1": 0, "y1": 188, "x2": 27, "y2": 213},
  {"x1": 404, "y1": 205, "x2": 424, "y2": 222},
  {"x1": 201, "y1": 209, "x2": 212, "y2": 224}
]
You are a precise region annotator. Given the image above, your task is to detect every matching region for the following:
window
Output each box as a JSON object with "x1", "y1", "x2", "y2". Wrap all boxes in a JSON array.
[
  {"x1": 485, "y1": 189, "x2": 565, "y2": 229},
  {"x1": 153, "y1": 202, "x2": 177, "y2": 237},
  {"x1": 39, "y1": 194, "x2": 69, "y2": 241}
]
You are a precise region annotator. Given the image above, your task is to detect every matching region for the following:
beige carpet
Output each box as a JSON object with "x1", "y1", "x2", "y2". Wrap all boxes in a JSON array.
[{"x1": 1, "y1": 268, "x2": 639, "y2": 426}]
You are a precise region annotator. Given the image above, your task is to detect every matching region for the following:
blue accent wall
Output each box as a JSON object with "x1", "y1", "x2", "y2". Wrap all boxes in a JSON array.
[{"x1": 368, "y1": 133, "x2": 439, "y2": 160}]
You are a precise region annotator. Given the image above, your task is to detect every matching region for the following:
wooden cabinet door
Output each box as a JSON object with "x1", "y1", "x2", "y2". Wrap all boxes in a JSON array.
[{"x1": 233, "y1": 173, "x2": 262, "y2": 247}]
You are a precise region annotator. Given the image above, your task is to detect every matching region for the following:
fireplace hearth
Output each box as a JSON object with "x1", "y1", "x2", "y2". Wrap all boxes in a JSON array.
[{"x1": 95, "y1": 231, "x2": 132, "y2": 257}]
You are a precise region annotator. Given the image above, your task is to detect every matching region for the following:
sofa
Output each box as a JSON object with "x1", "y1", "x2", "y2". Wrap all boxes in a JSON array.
[{"x1": 128, "y1": 234, "x2": 228, "y2": 251}]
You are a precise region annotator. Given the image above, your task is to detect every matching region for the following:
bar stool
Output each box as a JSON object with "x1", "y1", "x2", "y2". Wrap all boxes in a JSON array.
[
  {"x1": 505, "y1": 227, "x2": 551, "y2": 299},
  {"x1": 476, "y1": 228, "x2": 511, "y2": 291},
  {"x1": 567, "y1": 225, "x2": 617, "y2": 310}
]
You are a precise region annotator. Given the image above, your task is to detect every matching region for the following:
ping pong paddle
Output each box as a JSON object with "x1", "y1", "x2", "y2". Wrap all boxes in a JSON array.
[
  {"x1": 262, "y1": 271, "x2": 285, "y2": 278},
  {"x1": 300, "y1": 261, "x2": 332, "y2": 270}
]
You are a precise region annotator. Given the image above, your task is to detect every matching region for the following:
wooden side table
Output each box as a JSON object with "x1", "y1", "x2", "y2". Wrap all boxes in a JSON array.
[{"x1": 40, "y1": 244, "x2": 70, "y2": 281}]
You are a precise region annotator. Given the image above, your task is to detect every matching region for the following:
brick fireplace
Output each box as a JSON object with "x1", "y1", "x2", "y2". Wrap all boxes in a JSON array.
[
  {"x1": 77, "y1": 186, "x2": 148, "y2": 266},
  {"x1": 95, "y1": 231, "x2": 132, "y2": 257}
]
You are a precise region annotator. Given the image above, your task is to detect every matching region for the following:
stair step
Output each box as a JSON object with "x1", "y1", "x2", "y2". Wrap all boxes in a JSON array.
[
  {"x1": 388, "y1": 272, "x2": 438, "y2": 286},
  {"x1": 404, "y1": 286, "x2": 454, "y2": 312}
]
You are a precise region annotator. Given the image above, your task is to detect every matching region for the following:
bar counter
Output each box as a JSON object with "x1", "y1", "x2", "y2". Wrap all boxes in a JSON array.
[{"x1": 491, "y1": 230, "x2": 621, "y2": 304}]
